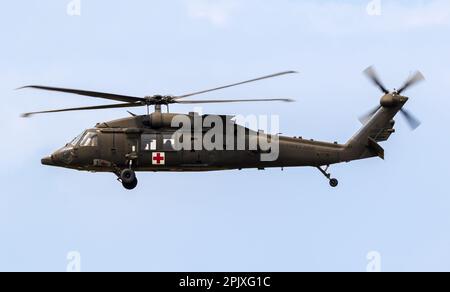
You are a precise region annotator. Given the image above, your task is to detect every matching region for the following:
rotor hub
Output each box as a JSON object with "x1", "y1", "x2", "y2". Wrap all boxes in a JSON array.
[
  {"x1": 380, "y1": 93, "x2": 408, "y2": 108},
  {"x1": 144, "y1": 95, "x2": 176, "y2": 105}
]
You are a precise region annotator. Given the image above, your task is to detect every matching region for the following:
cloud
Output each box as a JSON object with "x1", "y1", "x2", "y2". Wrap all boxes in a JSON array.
[
  {"x1": 184, "y1": 0, "x2": 450, "y2": 34},
  {"x1": 185, "y1": 0, "x2": 239, "y2": 27},
  {"x1": 394, "y1": 0, "x2": 450, "y2": 29},
  {"x1": 296, "y1": 0, "x2": 450, "y2": 34}
]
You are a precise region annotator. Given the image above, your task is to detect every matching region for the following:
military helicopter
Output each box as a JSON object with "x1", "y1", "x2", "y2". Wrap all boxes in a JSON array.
[{"x1": 20, "y1": 67, "x2": 424, "y2": 190}]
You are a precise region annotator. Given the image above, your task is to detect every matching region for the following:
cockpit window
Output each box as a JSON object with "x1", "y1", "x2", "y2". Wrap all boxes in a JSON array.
[
  {"x1": 79, "y1": 132, "x2": 98, "y2": 147},
  {"x1": 69, "y1": 131, "x2": 86, "y2": 146}
]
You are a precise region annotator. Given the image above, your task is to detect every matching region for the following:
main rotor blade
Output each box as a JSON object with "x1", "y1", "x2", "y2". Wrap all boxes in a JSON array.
[
  {"x1": 363, "y1": 66, "x2": 389, "y2": 94},
  {"x1": 176, "y1": 98, "x2": 295, "y2": 104},
  {"x1": 400, "y1": 108, "x2": 421, "y2": 130},
  {"x1": 397, "y1": 71, "x2": 425, "y2": 94},
  {"x1": 18, "y1": 85, "x2": 145, "y2": 103},
  {"x1": 176, "y1": 71, "x2": 298, "y2": 99},
  {"x1": 21, "y1": 102, "x2": 143, "y2": 118},
  {"x1": 359, "y1": 105, "x2": 382, "y2": 124}
]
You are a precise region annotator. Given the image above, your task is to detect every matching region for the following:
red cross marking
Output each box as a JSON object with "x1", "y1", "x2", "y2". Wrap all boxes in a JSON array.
[{"x1": 153, "y1": 152, "x2": 165, "y2": 165}]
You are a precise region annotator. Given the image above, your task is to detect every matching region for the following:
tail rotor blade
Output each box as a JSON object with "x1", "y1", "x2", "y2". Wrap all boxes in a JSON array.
[
  {"x1": 397, "y1": 71, "x2": 425, "y2": 94},
  {"x1": 363, "y1": 66, "x2": 389, "y2": 94},
  {"x1": 400, "y1": 108, "x2": 421, "y2": 130},
  {"x1": 359, "y1": 105, "x2": 382, "y2": 124}
]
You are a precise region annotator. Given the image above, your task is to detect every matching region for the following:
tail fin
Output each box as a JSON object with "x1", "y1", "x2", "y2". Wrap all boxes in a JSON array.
[{"x1": 343, "y1": 104, "x2": 404, "y2": 162}]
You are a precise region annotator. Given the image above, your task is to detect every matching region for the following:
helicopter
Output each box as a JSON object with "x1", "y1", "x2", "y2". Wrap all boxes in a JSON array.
[{"x1": 20, "y1": 67, "x2": 424, "y2": 190}]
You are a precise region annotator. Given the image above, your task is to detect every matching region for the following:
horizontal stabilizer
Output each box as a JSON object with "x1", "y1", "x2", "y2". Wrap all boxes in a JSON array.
[{"x1": 368, "y1": 137, "x2": 385, "y2": 160}]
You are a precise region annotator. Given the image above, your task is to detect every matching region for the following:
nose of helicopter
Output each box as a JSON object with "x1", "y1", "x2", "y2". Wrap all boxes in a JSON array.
[{"x1": 41, "y1": 155, "x2": 55, "y2": 166}]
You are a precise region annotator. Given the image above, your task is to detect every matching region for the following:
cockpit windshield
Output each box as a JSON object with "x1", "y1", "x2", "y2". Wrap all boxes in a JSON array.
[
  {"x1": 69, "y1": 131, "x2": 86, "y2": 146},
  {"x1": 80, "y1": 132, "x2": 98, "y2": 147},
  {"x1": 68, "y1": 131, "x2": 98, "y2": 147}
]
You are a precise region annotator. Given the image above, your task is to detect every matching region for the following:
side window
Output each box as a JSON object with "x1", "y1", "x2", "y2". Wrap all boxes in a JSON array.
[
  {"x1": 142, "y1": 134, "x2": 157, "y2": 151},
  {"x1": 162, "y1": 134, "x2": 176, "y2": 151},
  {"x1": 91, "y1": 135, "x2": 98, "y2": 147}
]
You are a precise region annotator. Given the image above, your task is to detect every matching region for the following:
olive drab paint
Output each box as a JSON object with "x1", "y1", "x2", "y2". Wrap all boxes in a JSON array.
[{"x1": 23, "y1": 67, "x2": 424, "y2": 190}]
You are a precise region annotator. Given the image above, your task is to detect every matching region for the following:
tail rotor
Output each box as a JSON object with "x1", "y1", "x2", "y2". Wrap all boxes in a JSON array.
[{"x1": 360, "y1": 66, "x2": 424, "y2": 130}]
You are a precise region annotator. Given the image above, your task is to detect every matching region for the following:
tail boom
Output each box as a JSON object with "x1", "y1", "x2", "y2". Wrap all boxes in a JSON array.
[{"x1": 342, "y1": 101, "x2": 406, "y2": 162}]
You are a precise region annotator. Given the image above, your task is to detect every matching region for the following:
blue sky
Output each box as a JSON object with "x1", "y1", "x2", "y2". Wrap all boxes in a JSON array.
[{"x1": 1, "y1": 0, "x2": 450, "y2": 271}]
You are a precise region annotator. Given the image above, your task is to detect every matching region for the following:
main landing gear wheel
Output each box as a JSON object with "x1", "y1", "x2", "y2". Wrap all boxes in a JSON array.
[
  {"x1": 119, "y1": 169, "x2": 138, "y2": 190},
  {"x1": 317, "y1": 166, "x2": 339, "y2": 188},
  {"x1": 122, "y1": 178, "x2": 138, "y2": 190},
  {"x1": 120, "y1": 169, "x2": 136, "y2": 184}
]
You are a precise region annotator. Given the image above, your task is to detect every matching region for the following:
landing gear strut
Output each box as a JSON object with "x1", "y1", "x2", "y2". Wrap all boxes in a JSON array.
[
  {"x1": 118, "y1": 168, "x2": 138, "y2": 190},
  {"x1": 317, "y1": 166, "x2": 339, "y2": 188}
]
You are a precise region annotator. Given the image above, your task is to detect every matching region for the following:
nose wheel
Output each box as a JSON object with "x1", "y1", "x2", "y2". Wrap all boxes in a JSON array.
[
  {"x1": 118, "y1": 168, "x2": 138, "y2": 190},
  {"x1": 317, "y1": 166, "x2": 339, "y2": 188}
]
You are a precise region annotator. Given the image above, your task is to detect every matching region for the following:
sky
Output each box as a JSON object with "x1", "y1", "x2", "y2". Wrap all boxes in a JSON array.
[{"x1": 1, "y1": 0, "x2": 450, "y2": 272}]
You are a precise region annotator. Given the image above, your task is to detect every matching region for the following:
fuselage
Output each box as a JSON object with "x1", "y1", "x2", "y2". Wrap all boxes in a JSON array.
[{"x1": 42, "y1": 112, "x2": 348, "y2": 173}]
